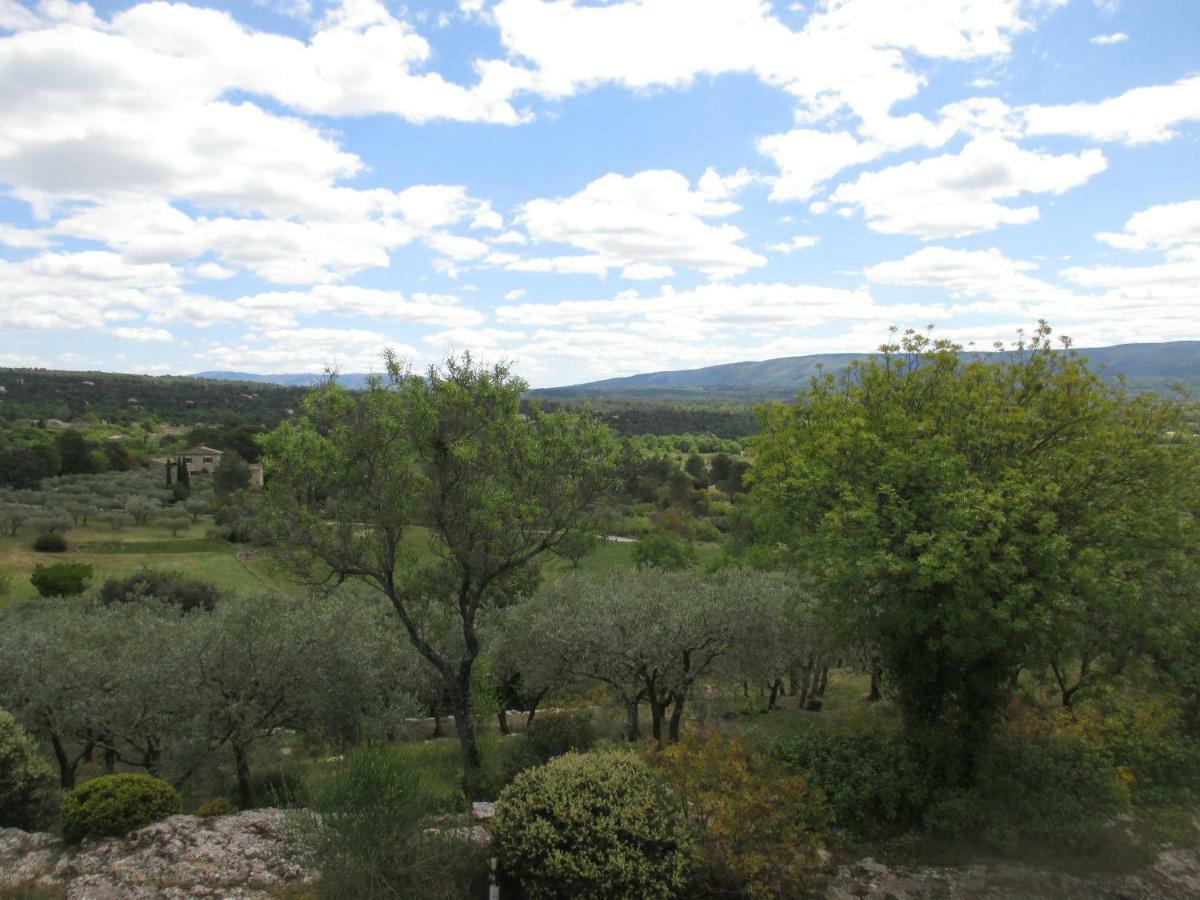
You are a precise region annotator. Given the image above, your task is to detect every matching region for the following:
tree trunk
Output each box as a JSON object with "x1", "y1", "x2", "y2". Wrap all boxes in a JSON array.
[
  {"x1": 49, "y1": 730, "x2": 75, "y2": 790},
  {"x1": 450, "y1": 690, "x2": 482, "y2": 797},
  {"x1": 668, "y1": 692, "x2": 686, "y2": 742},
  {"x1": 431, "y1": 703, "x2": 443, "y2": 738},
  {"x1": 817, "y1": 666, "x2": 829, "y2": 696},
  {"x1": 767, "y1": 678, "x2": 783, "y2": 711},
  {"x1": 233, "y1": 742, "x2": 254, "y2": 810},
  {"x1": 650, "y1": 698, "x2": 668, "y2": 746},
  {"x1": 497, "y1": 707, "x2": 510, "y2": 735},
  {"x1": 624, "y1": 697, "x2": 642, "y2": 742},
  {"x1": 866, "y1": 670, "x2": 882, "y2": 702},
  {"x1": 526, "y1": 687, "x2": 549, "y2": 728}
]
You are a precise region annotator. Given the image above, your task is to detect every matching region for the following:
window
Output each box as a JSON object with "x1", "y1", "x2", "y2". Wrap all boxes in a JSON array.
[
  {"x1": 184, "y1": 457, "x2": 192, "y2": 464},
  {"x1": 203, "y1": 456, "x2": 213, "y2": 464}
]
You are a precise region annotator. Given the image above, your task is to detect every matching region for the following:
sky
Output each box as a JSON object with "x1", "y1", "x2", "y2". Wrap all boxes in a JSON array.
[{"x1": 0, "y1": 0, "x2": 1197, "y2": 387}]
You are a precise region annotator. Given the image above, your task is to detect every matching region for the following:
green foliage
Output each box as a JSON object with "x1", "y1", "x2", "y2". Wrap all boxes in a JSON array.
[
  {"x1": 1106, "y1": 733, "x2": 1200, "y2": 806},
  {"x1": 30, "y1": 562, "x2": 92, "y2": 597},
  {"x1": 32, "y1": 532, "x2": 67, "y2": 553},
  {"x1": 0, "y1": 571, "x2": 11, "y2": 597},
  {"x1": 632, "y1": 531, "x2": 695, "y2": 571},
  {"x1": 98, "y1": 570, "x2": 222, "y2": 613},
  {"x1": 922, "y1": 734, "x2": 1130, "y2": 851},
  {"x1": 195, "y1": 797, "x2": 238, "y2": 818},
  {"x1": 657, "y1": 731, "x2": 827, "y2": 900},
  {"x1": 524, "y1": 711, "x2": 597, "y2": 762},
  {"x1": 751, "y1": 324, "x2": 1200, "y2": 777},
  {"x1": 494, "y1": 750, "x2": 697, "y2": 900},
  {"x1": 0, "y1": 709, "x2": 60, "y2": 831},
  {"x1": 212, "y1": 450, "x2": 252, "y2": 494},
  {"x1": 302, "y1": 745, "x2": 485, "y2": 899},
  {"x1": 61, "y1": 773, "x2": 181, "y2": 842},
  {"x1": 232, "y1": 767, "x2": 307, "y2": 809},
  {"x1": 765, "y1": 728, "x2": 929, "y2": 832}
]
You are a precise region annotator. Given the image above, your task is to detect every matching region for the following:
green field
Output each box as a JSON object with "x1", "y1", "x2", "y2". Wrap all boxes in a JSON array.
[
  {"x1": 0, "y1": 519, "x2": 277, "y2": 606},
  {"x1": 0, "y1": 519, "x2": 718, "y2": 608}
]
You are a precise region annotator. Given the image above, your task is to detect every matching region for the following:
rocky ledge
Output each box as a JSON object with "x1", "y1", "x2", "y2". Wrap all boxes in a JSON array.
[{"x1": 0, "y1": 810, "x2": 317, "y2": 899}]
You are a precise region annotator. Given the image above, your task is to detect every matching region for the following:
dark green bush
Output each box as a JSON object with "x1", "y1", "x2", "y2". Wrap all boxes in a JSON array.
[
  {"x1": 30, "y1": 562, "x2": 92, "y2": 598},
  {"x1": 61, "y1": 773, "x2": 181, "y2": 842},
  {"x1": 303, "y1": 745, "x2": 486, "y2": 899},
  {"x1": 232, "y1": 767, "x2": 307, "y2": 809},
  {"x1": 525, "y1": 711, "x2": 597, "y2": 762},
  {"x1": 765, "y1": 728, "x2": 928, "y2": 832},
  {"x1": 32, "y1": 532, "x2": 67, "y2": 553},
  {"x1": 494, "y1": 750, "x2": 697, "y2": 900},
  {"x1": 99, "y1": 569, "x2": 221, "y2": 613},
  {"x1": 0, "y1": 708, "x2": 60, "y2": 830},
  {"x1": 1106, "y1": 733, "x2": 1200, "y2": 806},
  {"x1": 923, "y1": 734, "x2": 1129, "y2": 850}
]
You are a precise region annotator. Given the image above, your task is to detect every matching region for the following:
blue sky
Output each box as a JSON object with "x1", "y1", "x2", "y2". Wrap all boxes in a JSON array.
[{"x1": 0, "y1": 0, "x2": 1197, "y2": 386}]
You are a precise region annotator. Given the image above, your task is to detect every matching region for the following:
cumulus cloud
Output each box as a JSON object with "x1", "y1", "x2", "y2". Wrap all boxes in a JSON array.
[
  {"x1": 1096, "y1": 199, "x2": 1200, "y2": 251},
  {"x1": 865, "y1": 246, "x2": 1074, "y2": 301},
  {"x1": 1024, "y1": 75, "x2": 1200, "y2": 144},
  {"x1": 1089, "y1": 32, "x2": 1128, "y2": 45},
  {"x1": 197, "y1": 327, "x2": 422, "y2": 373},
  {"x1": 515, "y1": 169, "x2": 766, "y2": 280},
  {"x1": 830, "y1": 136, "x2": 1108, "y2": 238},
  {"x1": 767, "y1": 235, "x2": 821, "y2": 253}
]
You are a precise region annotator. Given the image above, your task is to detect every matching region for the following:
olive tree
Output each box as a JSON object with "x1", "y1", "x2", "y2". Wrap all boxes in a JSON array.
[
  {"x1": 259, "y1": 353, "x2": 618, "y2": 792},
  {"x1": 750, "y1": 324, "x2": 1200, "y2": 781}
]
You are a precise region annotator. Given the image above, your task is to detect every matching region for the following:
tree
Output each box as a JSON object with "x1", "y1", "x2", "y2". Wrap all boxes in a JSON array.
[
  {"x1": 750, "y1": 325, "x2": 1200, "y2": 781},
  {"x1": 55, "y1": 431, "x2": 95, "y2": 476},
  {"x1": 259, "y1": 353, "x2": 618, "y2": 792},
  {"x1": 212, "y1": 450, "x2": 251, "y2": 495},
  {"x1": 30, "y1": 562, "x2": 92, "y2": 598},
  {"x1": 684, "y1": 452, "x2": 709, "y2": 488},
  {"x1": 632, "y1": 531, "x2": 695, "y2": 571},
  {"x1": 175, "y1": 457, "x2": 190, "y2": 492}
]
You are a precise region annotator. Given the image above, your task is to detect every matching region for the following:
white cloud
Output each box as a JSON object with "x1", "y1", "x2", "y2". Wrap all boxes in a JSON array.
[
  {"x1": 516, "y1": 169, "x2": 766, "y2": 279},
  {"x1": 1024, "y1": 75, "x2": 1200, "y2": 144},
  {"x1": 865, "y1": 246, "x2": 1073, "y2": 301},
  {"x1": 757, "y1": 129, "x2": 884, "y2": 201},
  {"x1": 111, "y1": 326, "x2": 174, "y2": 342},
  {"x1": 197, "y1": 327, "x2": 422, "y2": 373},
  {"x1": 830, "y1": 136, "x2": 1108, "y2": 238},
  {"x1": 1089, "y1": 32, "x2": 1128, "y2": 45},
  {"x1": 1096, "y1": 199, "x2": 1200, "y2": 251},
  {"x1": 504, "y1": 289, "x2": 526, "y2": 300},
  {"x1": 767, "y1": 235, "x2": 820, "y2": 253}
]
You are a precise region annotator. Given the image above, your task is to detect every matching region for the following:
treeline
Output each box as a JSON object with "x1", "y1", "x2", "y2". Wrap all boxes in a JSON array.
[
  {"x1": 533, "y1": 397, "x2": 759, "y2": 438},
  {"x1": 0, "y1": 369, "x2": 306, "y2": 426}
]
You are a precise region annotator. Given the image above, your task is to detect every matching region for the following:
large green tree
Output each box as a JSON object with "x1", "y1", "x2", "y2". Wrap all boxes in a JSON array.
[
  {"x1": 259, "y1": 353, "x2": 618, "y2": 792},
  {"x1": 750, "y1": 325, "x2": 1199, "y2": 780}
]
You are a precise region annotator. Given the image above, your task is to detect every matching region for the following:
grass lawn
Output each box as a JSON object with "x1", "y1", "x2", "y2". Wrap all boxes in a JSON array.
[{"x1": 0, "y1": 518, "x2": 276, "y2": 606}]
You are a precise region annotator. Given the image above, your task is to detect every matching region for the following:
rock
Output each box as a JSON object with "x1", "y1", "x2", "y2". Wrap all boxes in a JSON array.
[
  {"x1": 0, "y1": 810, "x2": 317, "y2": 899},
  {"x1": 472, "y1": 801, "x2": 496, "y2": 822}
]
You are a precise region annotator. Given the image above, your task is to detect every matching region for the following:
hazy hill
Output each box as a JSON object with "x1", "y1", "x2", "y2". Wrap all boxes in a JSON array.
[{"x1": 531, "y1": 341, "x2": 1200, "y2": 401}]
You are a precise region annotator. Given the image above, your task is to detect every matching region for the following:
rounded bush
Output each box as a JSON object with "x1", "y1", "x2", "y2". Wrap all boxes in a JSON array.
[
  {"x1": 32, "y1": 532, "x2": 67, "y2": 553},
  {"x1": 30, "y1": 562, "x2": 93, "y2": 598},
  {"x1": 195, "y1": 797, "x2": 238, "y2": 818},
  {"x1": 99, "y1": 570, "x2": 221, "y2": 614},
  {"x1": 61, "y1": 773, "x2": 181, "y2": 842},
  {"x1": 0, "y1": 709, "x2": 60, "y2": 831},
  {"x1": 494, "y1": 750, "x2": 697, "y2": 900}
]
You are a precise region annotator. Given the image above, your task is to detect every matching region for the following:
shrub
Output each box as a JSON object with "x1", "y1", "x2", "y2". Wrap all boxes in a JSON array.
[
  {"x1": 632, "y1": 531, "x2": 695, "y2": 572},
  {"x1": 524, "y1": 711, "x2": 597, "y2": 763},
  {"x1": 232, "y1": 767, "x2": 307, "y2": 809},
  {"x1": 99, "y1": 570, "x2": 221, "y2": 614},
  {"x1": 494, "y1": 750, "x2": 697, "y2": 900},
  {"x1": 61, "y1": 773, "x2": 181, "y2": 842},
  {"x1": 0, "y1": 570, "x2": 11, "y2": 597},
  {"x1": 32, "y1": 532, "x2": 67, "y2": 553},
  {"x1": 923, "y1": 734, "x2": 1129, "y2": 850},
  {"x1": 0, "y1": 708, "x2": 60, "y2": 830},
  {"x1": 657, "y1": 731, "x2": 828, "y2": 899},
  {"x1": 302, "y1": 745, "x2": 485, "y2": 899},
  {"x1": 30, "y1": 562, "x2": 93, "y2": 598},
  {"x1": 195, "y1": 797, "x2": 238, "y2": 818},
  {"x1": 765, "y1": 728, "x2": 928, "y2": 833},
  {"x1": 1107, "y1": 733, "x2": 1200, "y2": 806}
]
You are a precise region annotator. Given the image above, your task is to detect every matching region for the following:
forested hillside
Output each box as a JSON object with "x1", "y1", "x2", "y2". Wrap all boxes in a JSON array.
[{"x1": 0, "y1": 369, "x2": 307, "y2": 426}]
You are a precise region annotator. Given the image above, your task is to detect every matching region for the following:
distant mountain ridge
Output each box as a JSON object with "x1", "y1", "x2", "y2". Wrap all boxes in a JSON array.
[
  {"x1": 192, "y1": 342, "x2": 1200, "y2": 400},
  {"x1": 530, "y1": 341, "x2": 1200, "y2": 400}
]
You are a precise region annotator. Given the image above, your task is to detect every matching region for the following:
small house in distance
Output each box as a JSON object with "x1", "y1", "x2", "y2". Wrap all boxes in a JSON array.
[{"x1": 178, "y1": 446, "x2": 223, "y2": 476}]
